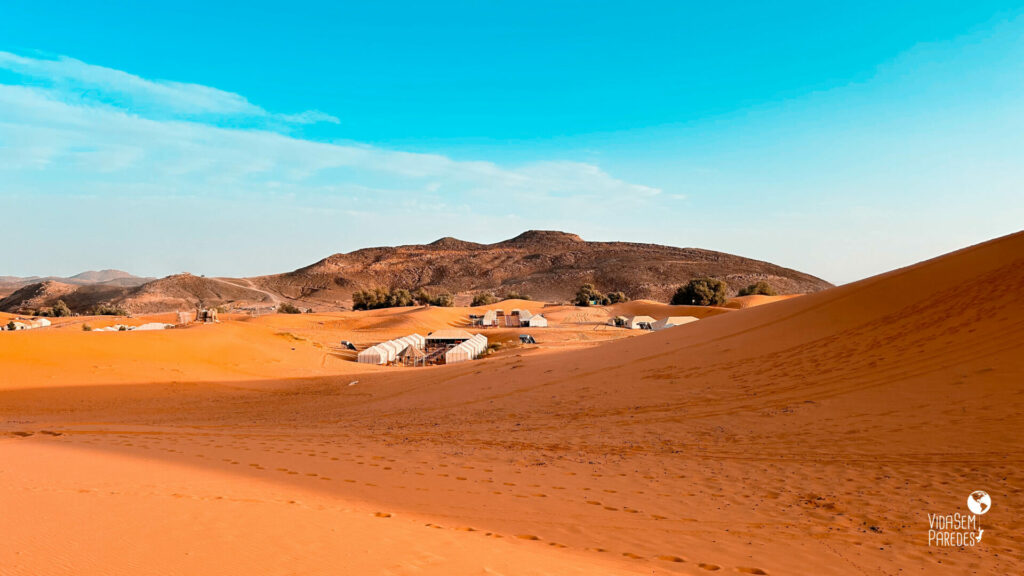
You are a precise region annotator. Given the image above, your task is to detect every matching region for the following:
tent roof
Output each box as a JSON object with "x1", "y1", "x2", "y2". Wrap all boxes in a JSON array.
[
  {"x1": 399, "y1": 346, "x2": 427, "y2": 358},
  {"x1": 660, "y1": 316, "x2": 698, "y2": 324}
]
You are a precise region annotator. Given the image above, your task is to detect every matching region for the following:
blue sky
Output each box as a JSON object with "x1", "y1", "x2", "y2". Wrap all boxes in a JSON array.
[{"x1": 1, "y1": 2, "x2": 1021, "y2": 284}]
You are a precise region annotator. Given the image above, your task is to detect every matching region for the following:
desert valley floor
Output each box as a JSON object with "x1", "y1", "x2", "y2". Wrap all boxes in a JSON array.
[{"x1": 1, "y1": 232, "x2": 1022, "y2": 575}]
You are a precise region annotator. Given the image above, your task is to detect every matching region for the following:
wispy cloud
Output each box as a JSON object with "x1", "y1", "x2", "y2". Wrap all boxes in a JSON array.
[
  {"x1": 0, "y1": 50, "x2": 665, "y2": 276},
  {"x1": 0, "y1": 51, "x2": 659, "y2": 213},
  {"x1": 0, "y1": 51, "x2": 338, "y2": 124}
]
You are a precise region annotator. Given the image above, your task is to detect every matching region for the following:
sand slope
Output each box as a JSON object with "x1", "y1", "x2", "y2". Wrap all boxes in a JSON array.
[{"x1": 1, "y1": 231, "x2": 1022, "y2": 575}]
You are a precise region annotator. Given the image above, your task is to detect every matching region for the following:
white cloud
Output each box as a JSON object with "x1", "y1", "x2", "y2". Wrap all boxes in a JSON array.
[
  {"x1": 0, "y1": 51, "x2": 338, "y2": 124},
  {"x1": 0, "y1": 51, "x2": 664, "y2": 264}
]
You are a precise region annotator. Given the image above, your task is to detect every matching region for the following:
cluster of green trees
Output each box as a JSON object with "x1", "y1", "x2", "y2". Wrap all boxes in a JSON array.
[
  {"x1": 35, "y1": 299, "x2": 72, "y2": 317},
  {"x1": 471, "y1": 292, "x2": 497, "y2": 306},
  {"x1": 670, "y1": 278, "x2": 779, "y2": 306},
  {"x1": 352, "y1": 288, "x2": 454, "y2": 310},
  {"x1": 573, "y1": 284, "x2": 629, "y2": 307},
  {"x1": 738, "y1": 281, "x2": 776, "y2": 296},
  {"x1": 277, "y1": 302, "x2": 303, "y2": 314},
  {"x1": 91, "y1": 303, "x2": 129, "y2": 316},
  {"x1": 671, "y1": 278, "x2": 728, "y2": 306},
  {"x1": 470, "y1": 291, "x2": 533, "y2": 307}
]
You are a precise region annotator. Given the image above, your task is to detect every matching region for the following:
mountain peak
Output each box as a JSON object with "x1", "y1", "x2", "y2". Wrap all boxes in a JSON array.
[{"x1": 498, "y1": 230, "x2": 584, "y2": 246}]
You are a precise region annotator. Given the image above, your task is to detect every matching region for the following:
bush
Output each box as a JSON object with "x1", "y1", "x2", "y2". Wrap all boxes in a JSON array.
[
  {"x1": 92, "y1": 304, "x2": 128, "y2": 316},
  {"x1": 606, "y1": 291, "x2": 629, "y2": 304},
  {"x1": 430, "y1": 292, "x2": 454, "y2": 307},
  {"x1": 471, "y1": 292, "x2": 497, "y2": 307},
  {"x1": 503, "y1": 291, "x2": 531, "y2": 301},
  {"x1": 277, "y1": 302, "x2": 302, "y2": 314},
  {"x1": 82, "y1": 323, "x2": 92, "y2": 331},
  {"x1": 412, "y1": 288, "x2": 431, "y2": 306},
  {"x1": 738, "y1": 281, "x2": 776, "y2": 296},
  {"x1": 37, "y1": 299, "x2": 72, "y2": 317},
  {"x1": 6, "y1": 321, "x2": 15, "y2": 331},
  {"x1": 672, "y1": 277, "x2": 728, "y2": 306},
  {"x1": 353, "y1": 287, "x2": 449, "y2": 310},
  {"x1": 391, "y1": 288, "x2": 415, "y2": 307},
  {"x1": 574, "y1": 283, "x2": 603, "y2": 307},
  {"x1": 55, "y1": 301, "x2": 73, "y2": 316}
]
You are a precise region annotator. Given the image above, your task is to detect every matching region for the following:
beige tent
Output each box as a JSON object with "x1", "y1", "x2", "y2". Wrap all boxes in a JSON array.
[
  {"x1": 523, "y1": 314, "x2": 547, "y2": 327},
  {"x1": 651, "y1": 316, "x2": 698, "y2": 331},
  {"x1": 445, "y1": 334, "x2": 488, "y2": 364},
  {"x1": 357, "y1": 345, "x2": 385, "y2": 365},
  {"x1": 481, "y1": 309, "x2": 498, "y2": 326}
]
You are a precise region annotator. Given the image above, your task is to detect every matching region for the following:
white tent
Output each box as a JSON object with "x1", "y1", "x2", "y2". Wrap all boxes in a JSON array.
[
  {"x1": 357, "y1": 333, "x2": 426, "y2": 365},
  {"x1": 445, "y1": 334, "x2": 488, "y2": 364},
  {"x1": 523, "y1": 314, "x2": 547, "y2": 327},
  {"x1": 357, "y1": 345, "x2": 385, "y2": 364},
  {"x1": 624, "y1": 315, "x2": 656, "y2": 330},
  {"x1": 444, "y1": 342, "x2": 472, "y2": 364},
  {"x1": 379, "y1": 340, "x2": 405, "y2": 363},
  {"x1": 651, "y1": 316, "x2": 698, "y2": 331},
  {"x1": 470, "y1": 334, "x2": 487, "y2": 355},
  {"x1": 32, "y1": 318, "x2": 52, "y2": 328},
  {"x1": 481, "y1": 309, "x2": 498, "y2": 326},
  {"x1": 135, "y1": 322, "x2": 174, "y2": 331}
]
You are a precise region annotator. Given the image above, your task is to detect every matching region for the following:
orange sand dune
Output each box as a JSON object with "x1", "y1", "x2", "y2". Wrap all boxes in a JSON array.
[
  {"x1": 723, "y1": 293, "x2": 802, "y2": 309},
  {"x1": 608, "y1": 298, "x2": 732, "y2": 319},
  {"x1": 1, "y1": 232, "x2": 1022, "y2": 575}
]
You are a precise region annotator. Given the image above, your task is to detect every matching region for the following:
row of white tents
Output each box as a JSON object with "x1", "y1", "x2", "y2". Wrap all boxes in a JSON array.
[
  {"x1": 356, "y1": 334, "x2": 426, "y2": 365},
  {"x1": 444, "y1": 334, "x2": 488, "y2": 364}
]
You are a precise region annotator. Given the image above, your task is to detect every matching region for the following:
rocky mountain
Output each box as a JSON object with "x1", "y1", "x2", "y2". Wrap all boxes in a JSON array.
[
  {"x1": 254, "y1": 230, "x2": 832, "y2": 308},
  {"x1": 0, "y1": 231, "x2": 832, "y2": 315}
]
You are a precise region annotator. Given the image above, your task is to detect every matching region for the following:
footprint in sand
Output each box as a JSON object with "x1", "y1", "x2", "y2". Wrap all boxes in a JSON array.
[
  {"x1": 736, "y1": 569, "x2": 767, "y2": 575},
  {"x1": 657, "y1": 555, "x2": 685, "y2": 563},
  {"x1": 697, "y1": 563, "x2": 720, "y2": 571},
  {"x1": 515, "y1": 534, "x2": 540, "y2": 541},
  {"x1": 373, "y1": 512, "x2": 391, "y2": 518},
  {"x1": 622, "y1": 552, "x2": 644, "y2": 559}
]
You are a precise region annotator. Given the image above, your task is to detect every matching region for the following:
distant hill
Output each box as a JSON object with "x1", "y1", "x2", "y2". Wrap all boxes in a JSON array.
[
  {"x1": 108, "y1": 274, "x2": 275, "y2": 314},
  {"x1": 0, "y1": 270, "x2": 152, "y2": 290},
  {"x1": 255, "y1": 230, "x2": 832, "y2": 308},
  {"x1": 0, "y1": 270, "x2": 154, "y2": 306},
  {"x1": 66, "y1": 269, "x2": 151, "y2": 286},
  {"x1": 0, "y1": 232, "x2": 832, "y2": 314},
  {"x1": 0, "y1": 274, "x2": 273, "y2": 315}
]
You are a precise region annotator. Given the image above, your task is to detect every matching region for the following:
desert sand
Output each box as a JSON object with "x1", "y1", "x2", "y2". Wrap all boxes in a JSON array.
[{"x1": 1, "y1": 232, "x2": 1022, "y2": 575}]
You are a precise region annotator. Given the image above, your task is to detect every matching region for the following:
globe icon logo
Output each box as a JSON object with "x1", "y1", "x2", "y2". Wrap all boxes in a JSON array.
[{"x1": 967, "y1": 491, "x2": 991, "y2": 515}]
